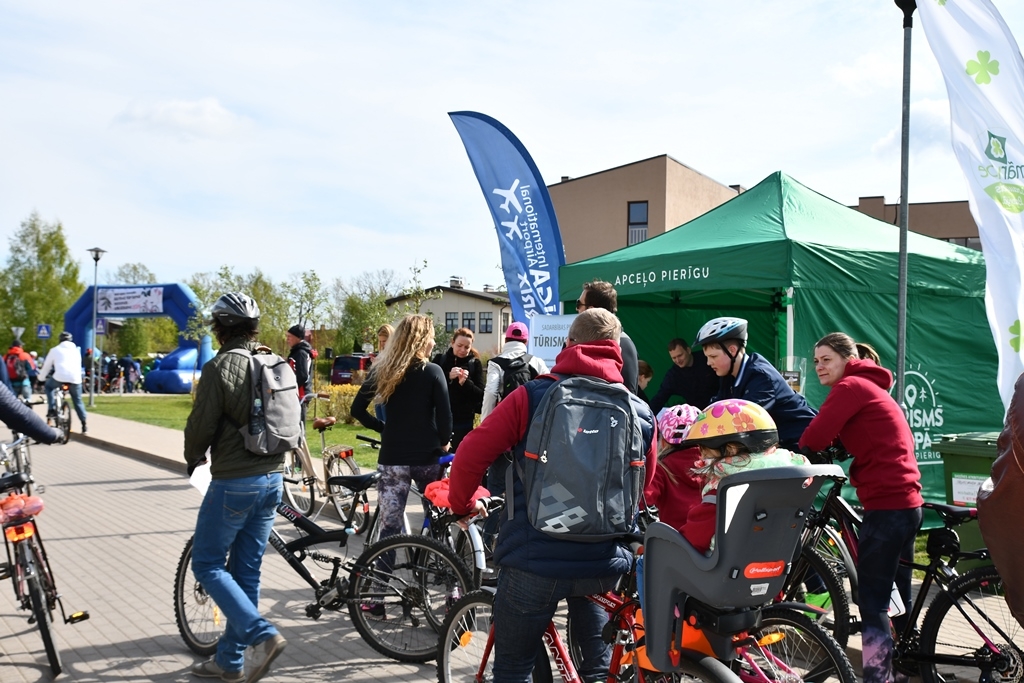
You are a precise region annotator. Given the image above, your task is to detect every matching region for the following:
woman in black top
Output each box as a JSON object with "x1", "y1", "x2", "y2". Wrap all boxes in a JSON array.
[
  {"x1": 431, "y1": 327, "x2": 484, "y2": 451},
  {"x1": 351, "y1": 314, "x2": 452, "y2": 541}
]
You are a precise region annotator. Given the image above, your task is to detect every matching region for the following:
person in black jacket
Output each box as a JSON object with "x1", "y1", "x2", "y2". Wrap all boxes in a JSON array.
[
  {"x1": 694, "y1": 316, "x2": 816, "y2": 451},
  {"x1": 649, "y1": 338, "x2": 719, "y2": 412},
  {"x1": 286, "y1": 325, "x2": 314, "y2": 424},
  {"x1": 431, "y1": 327, "x2": 484, "y2": 451},
  {"x1": 0, "y1": 382, "x2": 61, "y2": 444},
  {"x1": 351, "y1": 314, "x2": 452, "y2": 543}
]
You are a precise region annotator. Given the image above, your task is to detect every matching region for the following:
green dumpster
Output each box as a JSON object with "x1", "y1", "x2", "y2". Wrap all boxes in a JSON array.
[{"x1": 934, "y1": 432, "x2": 999, "y2": 569}]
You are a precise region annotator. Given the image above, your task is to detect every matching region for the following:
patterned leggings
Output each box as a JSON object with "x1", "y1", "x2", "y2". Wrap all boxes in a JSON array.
[{"x1": 375, "y1": 463, "x2": 444, "y2": 540}]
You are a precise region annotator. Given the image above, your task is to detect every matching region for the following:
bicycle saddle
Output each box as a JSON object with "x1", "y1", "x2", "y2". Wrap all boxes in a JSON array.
[
  {"x1": 922, "y1": 501, "x2": 977, "y2": 525},
  {"x1": 325, "y1": 471, "x2": 380, "y2": 492},
  {"x1": 0, "y1": 472, "x2": 29, "y2": 496},
  {"x1": 313, "y1": 417, "x2": 337, "y2": 431}
]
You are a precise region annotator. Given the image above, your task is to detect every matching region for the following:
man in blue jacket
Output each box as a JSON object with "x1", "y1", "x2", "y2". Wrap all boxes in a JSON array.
[
  {"x1": 695, "y1": 316, "x2": 816, "y2": 451},
  {"x1": 448, "y1": 308, "x2": 657, "y2": 683}
]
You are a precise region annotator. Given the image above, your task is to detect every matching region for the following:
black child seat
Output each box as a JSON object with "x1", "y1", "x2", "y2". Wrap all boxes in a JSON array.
[{"x1": 642, "y1": 464, "x2": 845, "y2": 671}]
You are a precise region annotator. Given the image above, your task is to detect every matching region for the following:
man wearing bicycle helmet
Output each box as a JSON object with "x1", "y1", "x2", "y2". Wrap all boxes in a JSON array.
[
  {"x1": 183, "y1": 292, "x2": 287, "y2": 683},
  {"x1": 676, "y1": 399, "x2": 809, "y2": 554},
  {"x1": 694, "y1": 316, "x2": 815, "y2": 451},
  {"x1": 38, "y1": 331, "x2": 87, "y2": 434}
]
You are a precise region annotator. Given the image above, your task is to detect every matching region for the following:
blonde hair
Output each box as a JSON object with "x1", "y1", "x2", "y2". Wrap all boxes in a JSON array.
[
  {"x1": 369, "y1": 314, "x2": 435, "y2": 405},
  {"x1": 568, "y1": 308, "x2": 621, "y2": 343}
]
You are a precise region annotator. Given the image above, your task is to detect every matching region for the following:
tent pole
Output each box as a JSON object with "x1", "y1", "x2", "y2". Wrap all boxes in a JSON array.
[{"x1": 895, "y1": 0, "x2": 916, "y2": 408}]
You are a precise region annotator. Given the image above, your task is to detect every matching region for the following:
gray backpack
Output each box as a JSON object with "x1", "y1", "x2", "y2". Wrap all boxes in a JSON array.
[
  {"x1": 508, "y1": 374, "x2": 647, "y2": 542},
  {"x1": 228, "y1": 347, "x2": 303, "y2": 455}
]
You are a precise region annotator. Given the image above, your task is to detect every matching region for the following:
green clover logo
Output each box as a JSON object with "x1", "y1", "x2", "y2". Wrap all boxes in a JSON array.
[
  {"x1": 967, "y1": 51, "x2": 1000, "y2": 84},
  {"x1": 986, "y1": 131, "x2": 1008, "y2": 163},
  {"x1": 1011, "y1": 319, "x2": 1021, "y2": 352}
]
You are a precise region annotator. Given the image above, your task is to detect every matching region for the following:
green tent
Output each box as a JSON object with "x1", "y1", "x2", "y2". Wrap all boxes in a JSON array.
[{"x1": 559, "y1": 171, "x2": 1002, "y2": 504}]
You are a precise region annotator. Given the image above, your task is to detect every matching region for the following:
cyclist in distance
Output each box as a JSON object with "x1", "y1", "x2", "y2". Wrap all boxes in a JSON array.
[
  {"x1": 798, "y1": 332, "x2": 922, "y2": 683},
  {"x1": 38, "y1": 331, "x2": 88, "y2": 434},
  {"x1": 448, "y1": 308, "x2": 657, "y2": 683},
  {"x1": 351, "y1": 314, "x2": 452, "y2": 543},
  {"x1": 183, "y1": 292, "x2": 288, "y2": 683},
  {"x1": 0, "y1": 381, "x2": 62, "y2": 444},
  {"x1": 694, "y1": 316, "x2": 816, "y2": 451}
]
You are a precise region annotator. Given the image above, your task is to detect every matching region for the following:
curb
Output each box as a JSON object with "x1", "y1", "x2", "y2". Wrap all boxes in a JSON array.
[{"x1": 74, "y1": 433, "x2": 186, "y2": 475}]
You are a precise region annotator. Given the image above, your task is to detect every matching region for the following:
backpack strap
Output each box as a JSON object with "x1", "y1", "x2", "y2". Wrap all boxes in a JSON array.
[{"x1": 505, "y1": 373, "x2": 564, "y2": 521}]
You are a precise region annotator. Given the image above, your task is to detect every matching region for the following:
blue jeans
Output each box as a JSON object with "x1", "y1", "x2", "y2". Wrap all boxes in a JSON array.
[
  {"x1": 493, "y1": 566, "x2": 619, "y2": 683},
  {"x1": 44, "y1": 378, "x2": 87, "y2": 428},
  {"x1": 858, "y1": 507, "x2": 922, "y2": 683},
  {"x1": 191, "y1": 472, "x2": 282, "y2": 673}
]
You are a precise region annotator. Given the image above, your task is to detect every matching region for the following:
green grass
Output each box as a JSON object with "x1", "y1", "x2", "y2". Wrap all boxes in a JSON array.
[{"x1": 89, "y1": 394, "x2": 381, "y2": 469}]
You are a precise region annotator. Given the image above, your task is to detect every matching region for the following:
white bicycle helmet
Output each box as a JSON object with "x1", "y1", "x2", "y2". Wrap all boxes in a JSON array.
[
  {"x1": 693, "y1": 317, "x2": 748, "y2": 348},
  {"x1": 207, "y1": 292, "x2": 261, "y2": 327}
]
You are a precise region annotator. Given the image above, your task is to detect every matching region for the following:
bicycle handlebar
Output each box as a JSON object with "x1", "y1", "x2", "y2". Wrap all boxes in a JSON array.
[
  {"x1": 356, "y1": 434, "x2": 381, "y2": 448},
  {"x1": 0, "y1": 434, "x2": 30, "y2": 454}
]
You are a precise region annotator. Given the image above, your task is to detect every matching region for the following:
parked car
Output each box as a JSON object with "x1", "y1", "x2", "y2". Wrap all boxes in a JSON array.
[{"x1": 330, "y1": 354, "x2": 373, "y2": 385}]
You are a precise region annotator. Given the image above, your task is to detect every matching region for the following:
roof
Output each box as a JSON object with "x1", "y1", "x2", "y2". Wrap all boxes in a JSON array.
[{"x1": 385, "y1": 285, "x2": 510, "y2": 307}]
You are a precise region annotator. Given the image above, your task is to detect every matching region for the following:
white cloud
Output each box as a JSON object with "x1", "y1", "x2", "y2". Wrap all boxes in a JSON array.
[{"x1": 114, "y1": 98, "x2": 246, "y2": 140}]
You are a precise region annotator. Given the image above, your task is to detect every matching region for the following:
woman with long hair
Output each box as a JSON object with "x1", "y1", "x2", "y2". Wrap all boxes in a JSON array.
[
  {"x1": 351, "y1": 314, "x2": 452, "y2": 542},
  {"x1": 799, "y1": 332, "x2": 922, "y2": 683},
  {"x1": 432, "y1": 327, "x2": 485, "y2": 451}
]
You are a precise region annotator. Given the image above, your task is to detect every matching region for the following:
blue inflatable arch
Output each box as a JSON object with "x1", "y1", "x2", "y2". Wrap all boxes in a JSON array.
[{"x1": 63, "y1": 283, "x2": 213, "y2": 394}]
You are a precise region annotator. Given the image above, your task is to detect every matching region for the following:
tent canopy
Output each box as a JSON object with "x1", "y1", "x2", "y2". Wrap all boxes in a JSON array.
[{"x1": 558, "y1": 171, "x2": 999, "y2": 506}]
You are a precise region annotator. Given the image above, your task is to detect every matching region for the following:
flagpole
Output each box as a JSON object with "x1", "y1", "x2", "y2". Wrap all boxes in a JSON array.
[{"x1": 895, "y1": 0, "x2": 916, "y2": 407}]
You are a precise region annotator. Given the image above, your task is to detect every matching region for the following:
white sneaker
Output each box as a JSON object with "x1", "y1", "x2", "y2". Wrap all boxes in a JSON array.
[{"x1": 244, "y1": 633, "x2": 286, "y2": 683}]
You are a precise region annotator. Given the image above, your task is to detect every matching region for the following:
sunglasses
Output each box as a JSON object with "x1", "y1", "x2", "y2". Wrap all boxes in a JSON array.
[{"x1": 575, "y1": 299, "x2": 586, "y2": 311}]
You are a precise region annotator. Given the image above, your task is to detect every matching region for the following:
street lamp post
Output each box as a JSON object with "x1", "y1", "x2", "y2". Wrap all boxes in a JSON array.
[{"x1": 87, "y1": 248, "x2": 106, "y2": 407}]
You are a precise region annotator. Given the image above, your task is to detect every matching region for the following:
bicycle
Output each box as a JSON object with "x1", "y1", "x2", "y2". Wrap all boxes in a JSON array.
[
  {"x1": 0, "y1": 437, "x2": 90, "y2": 676},
  {"x1": 47, "y1": 384, "x2": 73, "y2": 445},
  {"x1": 174, "y1": 467, "x2": 476, "y2": 663},
  {"x1": 791, "y1": 447, "x2": 1024, "y2": 683},
  {"x1": 437, "y1": 552, "x2": 856, "y2": 683},
  {"x1": 280, "y1": 393, "x2": 365, "y2": 524}
]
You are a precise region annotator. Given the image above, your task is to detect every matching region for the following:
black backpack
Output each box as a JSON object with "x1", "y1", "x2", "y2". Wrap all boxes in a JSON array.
[{"x1": 492, "y1": 354, "x2": 538, "y2": 402}]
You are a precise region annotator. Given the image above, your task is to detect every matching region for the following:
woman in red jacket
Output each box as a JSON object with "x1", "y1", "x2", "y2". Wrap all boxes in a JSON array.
[{"x1": 799, "y1": 332, "x2": 923, "y2": 683}]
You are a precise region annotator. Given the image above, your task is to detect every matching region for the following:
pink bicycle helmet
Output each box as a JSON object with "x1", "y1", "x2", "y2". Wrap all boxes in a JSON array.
[{"x1": 657, "y1": 404, "x2": 702, "y2": 445}]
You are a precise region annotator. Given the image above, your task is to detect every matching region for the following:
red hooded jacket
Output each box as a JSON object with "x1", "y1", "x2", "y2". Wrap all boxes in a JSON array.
[{"x1": 799, "y1": 359, "x2": 922, "y2": 510}]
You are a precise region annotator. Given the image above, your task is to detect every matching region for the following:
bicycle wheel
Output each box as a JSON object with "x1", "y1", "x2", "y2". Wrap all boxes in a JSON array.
[
  {"x1": 173, "y1": 536, "x2": 224, "y2": 656},
  {"x1": 325, "y1": 449, "x2": 365, "y2": 528},
  {"x1": 281, "y1": 447, "x2": 315, "y2": 516},
  {"x1": 734, "y1": 607, "x2": 856, "y2": 683},
  {"x1": 436, "y1": 589, "x2": 553, "y2": 683},
  {"x1": 347, "y1": 533, "x2": 475, "y2": 663},
  {"x1": 22, "y1": 541, "x2": 62, "y2": 675},
  {"x1": 779, "y1": 546, "x2": 851, "y2": 647},
  {"x1": 59, "y1": 402, "x2": 72, "y2": 443},
  {"x1": 919, "y1": 565, "x2": 1024, "y2": 683}
]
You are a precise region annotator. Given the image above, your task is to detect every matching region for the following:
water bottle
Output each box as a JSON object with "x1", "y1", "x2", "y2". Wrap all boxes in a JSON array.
[{"x1": 250, "y1": 397, "x2": 265, "y2": 435}]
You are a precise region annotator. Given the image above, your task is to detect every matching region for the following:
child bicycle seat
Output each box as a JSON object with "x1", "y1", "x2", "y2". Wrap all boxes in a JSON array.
[{"x1": 642, "y1": 464, "x2": 844, "y2": 671}]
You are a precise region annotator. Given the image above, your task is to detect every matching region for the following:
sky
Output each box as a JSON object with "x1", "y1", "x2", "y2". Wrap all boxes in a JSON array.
[{"x1": 3, "y1": 1, "x2": 1024, "y2": 296}]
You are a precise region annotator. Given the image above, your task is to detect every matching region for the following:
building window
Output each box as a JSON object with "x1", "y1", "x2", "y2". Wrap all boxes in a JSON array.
[
  {"x1": 501, "y1": 312, "x2": 511, "y2": 331},
  {"x1": 628, "y1": 201, "x2": 648, "y2": 245},
  {"x1": 479, "y1": 312, "x2": 493, "y2": 334},
  {"x1": 445, "y1": 312, "x2": 458, "y2": 333},
  {"x1": 462, "y1": 312, "x2": 476, "y2": 332}
]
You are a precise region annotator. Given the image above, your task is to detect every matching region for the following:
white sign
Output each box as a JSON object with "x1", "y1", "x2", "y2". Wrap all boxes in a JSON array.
[
  {"x1": 528, "y1": 314, "x2": 576, "y2": 369},
  {"x1": 10, "y1": 326, "x2": 24, "y2": 340},
  {"x1": 96, "y1": 286, "x2": 164, "y2": 314},
  {"x1": 951, "y1": 472, "x2": 987, "y2": 506}
]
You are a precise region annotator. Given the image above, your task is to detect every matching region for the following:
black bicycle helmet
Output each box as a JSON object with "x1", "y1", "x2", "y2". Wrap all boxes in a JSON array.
[
  {"x1": 207, "y1": 292, "x2": 260, "y2": 327},
  {"x1": 59, "y1": 331, "x2": 73, "y2": 342},
  {"x1": 693, "y1": 317, "x2": 748, "y2": 348}
]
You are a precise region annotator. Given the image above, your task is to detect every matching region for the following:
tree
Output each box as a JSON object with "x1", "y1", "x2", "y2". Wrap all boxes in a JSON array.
[
  {"x1": 110, "y1": 262, "x2": 157, "y2": 285},
  {"x1": 283, "y1": 271, "x2": 328, "y2": 331},
  {"x1": 185, "y1": 266, "x2": 291, "y2": 355},
  {"x1": 332, "y1": 268, "x2": 404, "y2": 354},
  {"x1": 0, "y1": 212, "x2": 84, "y2": 351}
]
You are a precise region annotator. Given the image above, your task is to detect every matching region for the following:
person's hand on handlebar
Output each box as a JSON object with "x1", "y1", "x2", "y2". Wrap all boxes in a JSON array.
[{"x1": 457, "y1": 498, "x2": 489, "y2": 531}]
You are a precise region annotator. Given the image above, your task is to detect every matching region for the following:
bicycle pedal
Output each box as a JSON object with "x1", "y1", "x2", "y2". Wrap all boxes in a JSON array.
[
  {"x1": 0, "y1": 563, "x2": 10, "y2": 581},
  {"x1": 66, "y1": 610, "x2": 90, "y2": 624}
]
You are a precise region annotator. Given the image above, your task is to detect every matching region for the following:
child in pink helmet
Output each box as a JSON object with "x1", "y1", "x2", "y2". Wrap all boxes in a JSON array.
[{"x1": 644, "y1": 404, "x2": 704, "y2": 533}]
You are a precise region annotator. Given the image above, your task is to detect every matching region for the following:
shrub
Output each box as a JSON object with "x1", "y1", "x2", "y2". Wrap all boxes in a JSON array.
[{"x1": 320, "y1": 384, "x2": 362, "y2": 424}]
